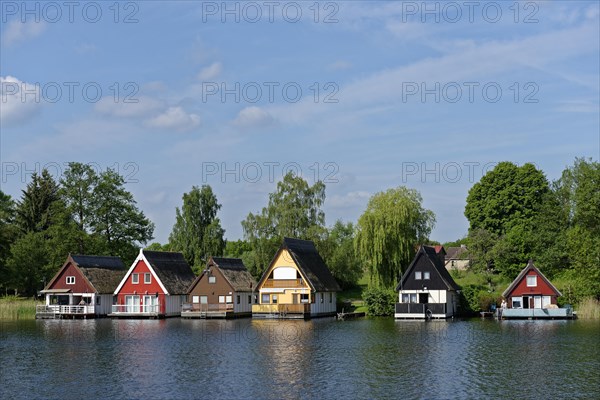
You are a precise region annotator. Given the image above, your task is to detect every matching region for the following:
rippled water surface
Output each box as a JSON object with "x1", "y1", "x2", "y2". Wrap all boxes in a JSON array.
[{"x1": 1, "y1": 318, "x2": 599, "y2": 399}]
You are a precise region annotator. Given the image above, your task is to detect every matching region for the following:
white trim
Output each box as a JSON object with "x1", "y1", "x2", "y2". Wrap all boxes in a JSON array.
[{"x1": 114, "y1": 249, "x2": 169, "y2": 295}]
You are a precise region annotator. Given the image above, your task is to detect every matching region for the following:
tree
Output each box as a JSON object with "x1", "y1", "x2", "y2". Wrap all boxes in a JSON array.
[
  {"x1": 7, "y1": 232, "x2": 49, "y2": 296},
  {"x1": 169, "y1": 185, "x2": 225, "y2": 271},
  {"x1": 0, "y1": 191, "x2": 17, "y2": 292},
  {"x1": 59, "y1": 162, "x2": 99, "y2": 254},
  {"x1": 241, "y1": 172, "x2": 327, "y2": 278},
  {"x1": 354, "y1": 187, "x2": 435, "y2": 289},
  {"x1": 318, "y1": 220, "x2": 362, "y2": 289},
  {"x1": 15, "y1": 170, "x2": 61, "y2": 234},
  {"x1": 465, "y1": 162, "x2": 549, "y2": 235},
  {"x1": 91, "y1": 169, "x2": 154, "y2": 261}
]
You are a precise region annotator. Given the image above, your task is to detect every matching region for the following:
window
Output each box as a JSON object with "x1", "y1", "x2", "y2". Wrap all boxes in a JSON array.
[
  {"x1": 527, "y1": 275, "x2": 537, "y2": 287},
  {"x1": 66, "y1": 276, "x2": 75, "y2": 285},
  {"x1": 218, "y1": 295, "x2": 225, "y2": 303},
  {"x1": 226, "y1": 295, "x2": 232, "y2": 304},
  {"x1": 262, "y1": 294, "x2": 270, "y2": 304},
  {"x1": 401, "y1": 293, "x2": 418, "y2": 303},
  {"x1": 415, "y1": 271, "x2": 422, "y2": 280},
  {"x1": 542, "y1": 296, "x2": 551, "y2": 308},
  {"x1": 423, "y1": 272, "x2": 430, "y2": 280},
  {"x1": 320, "y1": 293, "x2": 323, "y2": 303},
  {"x1": 144, "y1": 273, "x2": 151, "y2": 284},
  {"x1": 236, "y1": 295, "x2": 240, "y2": 304},
  {"x1": 132, "y1": 273, "x2": 139, "y2": 284},
  {"x1": 208, "y1": 276, "x2": 216, "y2": 284},
  {"x1": 512, "y1": 297, "x2": 522, "y2": 309},
  {"x1": 192, "y1": 295, "x2": 200, "y2": 304},
  {"x1": 272, "y1": 295, "x2": 278, "y2": 304},
  {"x1": 248, "y1": 295, "x2": 252, "y2": 304},
  {"x1": 329, "y1": 292, "x2": 333, "y2": 303},
  {"x1": 96, "y1": 297, "x2": 101, "y2": 305},
  {"x1": 300, "y1": 293, "x2": 309, "y2": 303}
]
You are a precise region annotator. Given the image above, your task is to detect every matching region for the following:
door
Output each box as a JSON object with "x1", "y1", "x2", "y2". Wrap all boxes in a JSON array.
[
  {"x1": 125, "y1": 295, "x2": 140, "y2": 313},
  {"x1": 143, "y1": 295, "x2": 155, "y2": 313},
  {"x1": 419, "y1": 293, "x2": 429, "y2": 304},
  {"x1": 522, "y1": 296, "x2": 530, "y2": 309},
  {"x1": 534, "y1": 296, "x2": 542, "y2": 309}
]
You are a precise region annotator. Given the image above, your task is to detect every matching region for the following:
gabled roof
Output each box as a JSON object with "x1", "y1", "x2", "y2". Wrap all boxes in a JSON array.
[
  {"x1": 115, "y1": 250, "x2": 195, "y2": 295},
  {"x1": 188, "y1": 257, "x2": 256, "y2": 293},
  {"x1": 434, "y1": 245, "x2": 446, "y2": 255},
  {"x1": 45, "y1": 254, "x2": 126, "y2": 294},
  {"x1": 395, "y1": 245, "x2": 460, "y2": 291},
  {"x1": 445, "y1": 246, "x2": 468, "y2": 260},
  {"x1": 258, "y1": 238, "x2": 341, "y2": 292},
  {"x1": 502, "y1": 260, "x2": 562, "y2": 298}
]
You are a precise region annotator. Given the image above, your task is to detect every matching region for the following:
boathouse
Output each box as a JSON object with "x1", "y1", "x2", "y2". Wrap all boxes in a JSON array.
[
  {"x1": 182, "y1": 257, "x2": 256, "y2": 318},
  {"x1": 501, "y1": 260, "x2": 571, "y2": 319},
  {"x1": 395, "y1": 245, "x2": 460, "y2": 319},
  {"x1": 252, "y1": 237, "x2": 341, "y2": 319},
  {"x1": 37, "y1": 254, "x2": 126, "y2": 319},
  {"x1": 111, "y1": 250, "x2": 195, "y2": 318}
]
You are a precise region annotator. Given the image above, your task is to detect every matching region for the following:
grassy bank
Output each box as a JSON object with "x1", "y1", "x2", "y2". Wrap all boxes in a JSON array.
[
  {"x1": 337, "y1": 276, "x2": 368, "y2": 313},
  {"x1": 575, "y1": 297, "x2": 600, "y2": 320},
  {"x1": 0, "y1": 297, "x2": 41, "y2": 320}
]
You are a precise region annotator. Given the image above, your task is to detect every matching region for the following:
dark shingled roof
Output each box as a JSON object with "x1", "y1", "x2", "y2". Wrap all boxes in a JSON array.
[
  {"x1": 395, "y1": 246, "x2": 460, "y2": 291},
  {"x1": 445, "y1": 246, "x2": 468, "y2": 260},
  {"x1": 143, "y1": 250, "x2": 196, "y2": 295},
  {"x1": 502, "y1": 260, "x2": 562, "y2": 298},
  {"x1": 205, "y1": 257, "x2": 256, "y2": 292},
  {"x1": 46, "y1": 255, "x2": 126, "y2": 294},
  {"x1": 268, "y1": 237, "x2": 341, "y2": 292}
]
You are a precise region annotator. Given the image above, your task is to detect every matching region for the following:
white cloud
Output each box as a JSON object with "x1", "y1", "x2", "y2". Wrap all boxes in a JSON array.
[
  {"x1": 95, "y1": 96, "x2": 165, "y2": 118},
  {"x1": 146, "y1": 106, "x2": 201, "y2": 131},
  {"x1": 197, "y1": 62, "x2": 223, "y2": 80},
  {"x1": 0, "y1": 75, "x2": 42, "y2": 126},
  {"x1": 1, "y1": 20, "x2": 45, "y2": 46},
  {"x1": 232, "y1": 106, "x2": 274, "y2": 128}
]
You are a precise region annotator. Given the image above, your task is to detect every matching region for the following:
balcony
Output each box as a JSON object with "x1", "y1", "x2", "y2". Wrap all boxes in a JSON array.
[
  {"x1": 111, "y1": 304, "x2": 160, "y2": 314},
  {"x1": 36, "y1": 305, "x2": 95, "y2": 318},
  {"x1": 252, "y1": 303, "x2": 311, "y2": 314},
  {"x1": 262, "y1": 279, "x2": 305, "y2": 289},
  {"x1": 395, "y1": 303, "x2": 447, "y2": 316},
  {"x1": 182, "y1": 303, "x2": 234, "y2": 312}
]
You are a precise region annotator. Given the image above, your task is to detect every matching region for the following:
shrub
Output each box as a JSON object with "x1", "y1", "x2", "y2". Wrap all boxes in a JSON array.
[{"x1": 363, "y1": 287, "x2": 396, "y2": 316}]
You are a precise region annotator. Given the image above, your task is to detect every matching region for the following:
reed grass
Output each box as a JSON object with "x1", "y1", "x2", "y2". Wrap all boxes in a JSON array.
[
  {"x1": 0, "y1": 297, "x2": 40, "y2": 320},
  {"x1": 576, "y1": 297, "x2": 600, "y2": 320}
]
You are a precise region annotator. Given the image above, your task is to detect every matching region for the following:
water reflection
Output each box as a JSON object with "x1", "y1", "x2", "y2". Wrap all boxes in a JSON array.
[{"x1": 1, "y1": 318, "x2": 599, "y2": 399}]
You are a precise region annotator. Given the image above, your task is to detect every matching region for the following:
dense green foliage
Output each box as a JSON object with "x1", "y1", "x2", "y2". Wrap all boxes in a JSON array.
[
  {"x1": 169, "y1": 185, "x2": 225, "y2": 273},
  {"x1": 241, "y1": 172, "x2": 327, "y2": 278},
  {"x1": 355, "y1": 187, "x2": 435, "y2": 288},
  {"x1": 317, "y1": 220, "x2": 362, "y2": 289},
  {"x1": 362, "y1": 286, "x2": 396, "y2": 316},
  {"x1": 1, "y1": 165, "x2": 154, "y2": 295}
]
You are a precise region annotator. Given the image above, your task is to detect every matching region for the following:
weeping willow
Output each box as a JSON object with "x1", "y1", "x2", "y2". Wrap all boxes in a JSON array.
[{"x1": 354, "y1": 187, "x2": 435, "y2": 289}]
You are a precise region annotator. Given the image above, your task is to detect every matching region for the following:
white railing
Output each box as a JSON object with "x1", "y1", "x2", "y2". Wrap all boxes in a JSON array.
[
  {"x1": 36, "y1": 305, "x2": 95, "y2": 314},
  {"x1": 181, "y1": 303, "x2": 234, "y2": 312},
  {"x1": 111, "y1": 304, "x2": 160, "y2": 314}
]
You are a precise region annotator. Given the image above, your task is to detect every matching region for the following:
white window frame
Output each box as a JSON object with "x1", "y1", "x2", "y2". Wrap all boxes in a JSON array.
[
  {"x1": 415, "y1": 271, "x2": 422, "y2": 280},
  {"x1": 132, "y1": 273, "x2": 139, "y2": 284},
  {"x1": 526, "y1": 276, "x2": 537, "y2": 287},
  {"x1": 226, "y1": 295, "x2": 233, "y2": 304},
  {"x1": 542, "y1": 296, "x2": 551, "y2": 308},
  {"x1": 66, "y1": 276, "x2": 75, "y2": 285},
  {"x1": 144, "y1": 273, "x2": 151, "y2": 284},
  {"x1": 512, "y1": 297, "x2": 522, "y2": 309},
  {"x1": 423, "y1": 271, "x2": 430, "y2": 280},
  {"x1": 218, "y1": 295, "x2": 225, "y2": 304},
  {"x1": 208, "y1": 276, "x2": 216, "y2": 284},
  {"x1": 192, "y1": 295, "x2": 200, "y2": 304}
]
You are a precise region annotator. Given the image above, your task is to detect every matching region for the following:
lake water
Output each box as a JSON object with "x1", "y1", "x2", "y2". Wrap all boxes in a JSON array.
[{"x1": 1, "y1": 318, "x2": 599, "y2": 399}]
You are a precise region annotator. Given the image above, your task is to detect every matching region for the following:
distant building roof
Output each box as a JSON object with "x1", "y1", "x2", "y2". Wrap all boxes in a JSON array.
[{"x1": 445, "y1": 246, "x2": 469, "y2": 260}]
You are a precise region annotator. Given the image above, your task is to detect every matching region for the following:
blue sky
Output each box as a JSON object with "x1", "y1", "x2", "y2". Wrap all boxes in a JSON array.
[{"x1": 1, "y1": 1, "x2": 599, "y2": 245}]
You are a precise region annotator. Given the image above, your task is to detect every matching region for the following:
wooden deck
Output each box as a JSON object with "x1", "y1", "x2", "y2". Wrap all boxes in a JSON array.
[{"x1": 36, "y1": 305, "x2": 96, "y2": 319}]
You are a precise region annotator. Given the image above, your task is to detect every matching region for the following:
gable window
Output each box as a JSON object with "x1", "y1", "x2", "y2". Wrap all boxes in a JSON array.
[
  {"x1": 132, "y1": 273, "x2": 139, "y2": 284},
  {"x1": 423, "y1": 272, "x2": 430, "y2": 280},
  {"x1": 262, "y1": 294, "x2": 270, "y2": 304},
  {"x1": 415, "y1": 271, "x2": 422, "y2": 280},
  {"x1": 208, "y1": 276, "x2": 216, "y2": 284},
  {"x1": 144, "y1": 273, "x2": 151, "y2": 284},
  {"x1": 527, "y1": 276, "x2": 537, "y2": 287},
  {"x1": 66, "y1": 276, "x2": 75, "y2": 285}
]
